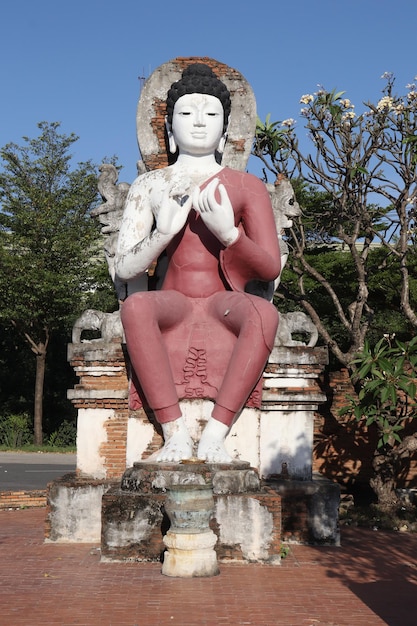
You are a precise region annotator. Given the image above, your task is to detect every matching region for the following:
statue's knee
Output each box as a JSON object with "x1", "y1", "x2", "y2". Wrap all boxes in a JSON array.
[
  {"x1": 121, "y1": 293, "x2": 153, "y2": 325},
  {"x1": 256, "y1": 301, "x2": 279, "y2": 346},
  {"x1": 268, "y1": 303, "x2": 280, "y2": 331},
  {"x1": 254, "y1": 299, "x2": 279, "y2": 331}
]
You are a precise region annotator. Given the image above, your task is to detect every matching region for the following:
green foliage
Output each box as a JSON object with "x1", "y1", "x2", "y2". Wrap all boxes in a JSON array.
[
  {"x1": 341, "y1": 336, "x2": 417, "y2": 449},
  {"x1": 0, "y1": 121, "x2": 102, "y2": 338},
  {"x1": 0, "y1": 121, "x2": 114, "y2": 440},
  {"x1": 0, "y1": 413, "x2": 32, "y2": 447},
  {"x1": 47, "y1": 420, "x2": 77, "y2": 447},
  {"x1": 255, "y1": 114, "x2": 292, "y2": 160},
  {"x1": 279, "y1": 544, "x2": 290, "y2": 559}
]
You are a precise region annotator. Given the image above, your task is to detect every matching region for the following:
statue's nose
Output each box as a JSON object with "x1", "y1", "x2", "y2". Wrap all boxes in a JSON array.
[{"x1": 194, "y1": 111, "x2": 205, "y2": 126}]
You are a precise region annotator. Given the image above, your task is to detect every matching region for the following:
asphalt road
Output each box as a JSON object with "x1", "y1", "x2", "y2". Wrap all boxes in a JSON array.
[{"x1": 0, "y1": 452, "x2": 76, "y2": 491}]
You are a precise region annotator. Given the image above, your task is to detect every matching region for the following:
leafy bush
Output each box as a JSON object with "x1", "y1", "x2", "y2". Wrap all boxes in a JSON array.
[
  {"x1": 47, "y1": 420, "x2": 77, "y2": 447},
  {"x1": 344, "y1": 336, "x2": 417, "y2": 448},
  {"x1": 0, "y1": 413, "x2": 32, "y2": 447}
]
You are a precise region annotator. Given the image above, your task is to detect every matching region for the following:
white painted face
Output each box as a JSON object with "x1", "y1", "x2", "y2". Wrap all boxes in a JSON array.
[{"x1": 171, "y1": 93, "x2": 225, "y2": 156}]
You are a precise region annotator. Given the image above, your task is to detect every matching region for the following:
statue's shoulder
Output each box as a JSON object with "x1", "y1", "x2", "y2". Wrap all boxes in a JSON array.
[
  {"x1": 130, "y1": 167, "x2": 169, "y2": 188},
  {"x1": 221, "y1": 167, "x2": 268, "y2": 195}
]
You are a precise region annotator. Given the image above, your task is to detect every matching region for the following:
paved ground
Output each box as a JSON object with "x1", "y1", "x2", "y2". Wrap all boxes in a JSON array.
[
  {"x1": 0, "y1": 508, "x2": 416, "y2": 625},
  {"x1": 0, "y1": 452, "x2": 76, "y2": 491}
]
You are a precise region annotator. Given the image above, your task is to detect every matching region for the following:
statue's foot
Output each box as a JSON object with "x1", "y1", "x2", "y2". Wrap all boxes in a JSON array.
[
  {"x1": 156, "y1": 417, "x2": 194, "y2": 463},
  {"x1": 197, "y1": 417, "x2": 233, "y2": 463}
]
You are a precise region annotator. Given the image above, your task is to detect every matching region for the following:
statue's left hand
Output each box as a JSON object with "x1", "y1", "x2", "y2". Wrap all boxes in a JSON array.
[{"x1": 193, "y1": 179, "x2": 239, "y2": 247}]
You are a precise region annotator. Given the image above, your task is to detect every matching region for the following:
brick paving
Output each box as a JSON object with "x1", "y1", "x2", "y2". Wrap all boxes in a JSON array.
[{"x1": 0, "y1": 508, "x2": 416, "y2": 626}]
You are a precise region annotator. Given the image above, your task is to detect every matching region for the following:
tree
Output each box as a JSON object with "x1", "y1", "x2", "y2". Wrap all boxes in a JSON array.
[
  {"x1": 253, "y1": 73, "x2": 417, "y2": 367},
  {"x1": 0, "y1": 122, "x2": 103, "y2": 444},
  {"x1": 253, "y1": 75, "x2": 417, "y2": 506}
]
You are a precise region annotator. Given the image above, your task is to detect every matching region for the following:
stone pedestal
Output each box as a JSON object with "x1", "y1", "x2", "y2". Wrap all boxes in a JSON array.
[
  {"x1": 101, "y1": 461, "x2": 282, "y2": 564},
  {"x1": 162, "y1": 484, "x2": 219, "y2": 577},
  {"x1": 46, "y1": 339, "x2": 339, "y2": 548},
  {"x1": 65, "y1": 341, "x2": 328, "y2": 482}
]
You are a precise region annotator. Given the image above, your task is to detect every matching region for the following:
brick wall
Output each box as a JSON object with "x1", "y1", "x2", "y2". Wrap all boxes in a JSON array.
[
  {"x1": 0, "y1": 490, "x2": 47, "y2": 510},
  {"x1": 314, "y1": 369, "x2": 417, "y2": 489},
  {"x1": 68, "y1": 342, "x2": 130, "y2": 479}
]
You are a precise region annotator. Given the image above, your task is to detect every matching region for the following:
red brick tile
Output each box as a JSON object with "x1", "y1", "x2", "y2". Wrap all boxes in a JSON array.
[{"x1": 0, "y1": 508, "x2": 416, "y2": 625}]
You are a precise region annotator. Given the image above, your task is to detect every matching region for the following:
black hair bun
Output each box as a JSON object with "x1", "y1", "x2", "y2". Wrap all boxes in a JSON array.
[{"x1": 182, "y1": 64, "x2": 217, "y2": 79}]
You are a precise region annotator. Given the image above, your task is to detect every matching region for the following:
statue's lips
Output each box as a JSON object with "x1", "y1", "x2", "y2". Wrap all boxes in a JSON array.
[{"x1": 191, "y1": 132, "x2": 207, "y2": 138}]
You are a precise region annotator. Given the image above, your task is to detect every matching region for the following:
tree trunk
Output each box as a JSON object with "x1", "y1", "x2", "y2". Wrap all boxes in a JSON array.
[
  {"x1": 33, "y1": 344, "x2": 46, "y2": 445},
  {"x1": 370, "y1": 449, "x2": 399, "y2": 511}
]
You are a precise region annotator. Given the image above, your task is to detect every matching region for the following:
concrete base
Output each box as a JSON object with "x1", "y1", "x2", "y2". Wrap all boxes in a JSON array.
[
  {"x1": 267, "y1": 474, "x2": 340, "y2": 545},
  {"x1": 101, "y1": 461, "x2": 282, "y2": 564},
  {"x1": 45, "y1": 474, "x2": 117, "y2": 543},
  {"x1": 45, "y1": 470, "x2": 339, "y2": 550}
]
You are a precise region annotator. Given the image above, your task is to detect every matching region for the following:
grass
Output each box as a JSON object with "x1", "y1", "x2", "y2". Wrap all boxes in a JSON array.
[{"x1": 0, "y1": 444, "x2": 76, "y2": 454}]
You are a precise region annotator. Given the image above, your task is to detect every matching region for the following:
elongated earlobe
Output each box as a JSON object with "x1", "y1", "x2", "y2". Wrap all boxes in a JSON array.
[
  {"x1": 217, "y1": 133, "x2": 228, "y2": 155},
  {"x1": 165, "y1": 116, "x2": 177, "y2": 154},
  {"x1": 217, "y1": 115, "x2": 230, "y2": 154}
]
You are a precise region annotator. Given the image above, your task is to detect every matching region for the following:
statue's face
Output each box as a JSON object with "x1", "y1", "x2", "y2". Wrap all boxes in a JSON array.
[{"x1": 171, "y1": 93, "x2": 224, "y2": 156}]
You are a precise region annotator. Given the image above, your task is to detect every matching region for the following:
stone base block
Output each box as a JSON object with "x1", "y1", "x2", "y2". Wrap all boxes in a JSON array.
[
  {"x1": 267, "y1": 473, "x2": 340, "y2": 545},
  {"x1": 45, "y1": 474, "x2": 117, "y2": 543},
  {"x1": 101, "y1": 461, "x2": 282, "y2": 564}
]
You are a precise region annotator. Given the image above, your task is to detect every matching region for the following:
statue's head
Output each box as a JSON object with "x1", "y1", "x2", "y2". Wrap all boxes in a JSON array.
[
  {"x1": 166, "y1": 63, "x2": 231, "y2": 134},
  {"x1": 136, "y1": 57, "x2": 256, "y2": 171}
]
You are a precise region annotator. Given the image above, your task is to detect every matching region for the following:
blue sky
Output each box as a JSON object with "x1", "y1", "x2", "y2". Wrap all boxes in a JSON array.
[{"x1": 2, "y1": 0, "x2": 417, "y2": 183}]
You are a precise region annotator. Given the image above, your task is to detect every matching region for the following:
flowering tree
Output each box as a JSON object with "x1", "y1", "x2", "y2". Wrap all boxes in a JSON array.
[
  {"x1": 253, "y1": 73, "x2": 417, "y2": 367},
  {"x1": 254, "y1": 75, "x2": 417, "y2": 507}
]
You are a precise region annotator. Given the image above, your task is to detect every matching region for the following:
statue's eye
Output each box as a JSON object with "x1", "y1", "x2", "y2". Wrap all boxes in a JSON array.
[{"x1": 289, "y1": 198, "x2": 294, "y2": 205}]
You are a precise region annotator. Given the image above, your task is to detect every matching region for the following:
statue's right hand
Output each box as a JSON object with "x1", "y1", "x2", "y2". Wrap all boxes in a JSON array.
[{"x1": 155, "y1": 187, "x2": 193, "y2": 236}]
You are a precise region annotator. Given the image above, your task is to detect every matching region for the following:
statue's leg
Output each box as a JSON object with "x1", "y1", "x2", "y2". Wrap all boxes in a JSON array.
[
  {"x1": 198, "y1": 292, "x2": 279, "y2": 462},
  {"x1": 121, "y1": 290, "x2": 194, "y2": 461}
]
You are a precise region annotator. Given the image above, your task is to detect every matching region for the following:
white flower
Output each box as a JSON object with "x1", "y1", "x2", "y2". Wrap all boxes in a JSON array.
[
  {"x1": 340, "y1": 98, "x2": 354, "y2": 109},
  {"x1": 300, "y1": 94, "x2": 314, "y2": 105},
  {"x1": 281, "y1": 118, "x2": 295, "y2": 127},
  {"x1": 342, "y1": 111, "x2": 355, "y2": 121},
  {"x1": 377, "y1": 96, "x2": 394, "y2": 111},
  {"x1": 393, "y1": 103, "x2": 405, "y2": 114},
  {"x1": 407, "y1": 91, "x2": 417, "y2": 101}
]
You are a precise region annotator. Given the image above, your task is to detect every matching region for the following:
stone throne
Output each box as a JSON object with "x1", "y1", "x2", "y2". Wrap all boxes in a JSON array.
[{"x1": 47, "y1": 57, "x2": 339, "y2": 556}]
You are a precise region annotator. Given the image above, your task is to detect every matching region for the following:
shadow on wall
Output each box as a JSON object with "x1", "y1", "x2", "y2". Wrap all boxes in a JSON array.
[
  {"x1": 263, "y1": 426, "x2": 313, "y2": 481},
  {"x1": 314, "y1": 371, "x2": 417, "y2": 496}
]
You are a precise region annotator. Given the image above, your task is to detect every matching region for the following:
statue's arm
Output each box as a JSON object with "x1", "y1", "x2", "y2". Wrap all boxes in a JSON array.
[
  {"x1": 220, "y1": 174, "x2": 281, "y2": 290},
  {"x1": 115, "y1": 173, "x2": 194, "y2": 282},
  {"x1": 114, "y1": 177, "x2": 171, "y2": 282}
]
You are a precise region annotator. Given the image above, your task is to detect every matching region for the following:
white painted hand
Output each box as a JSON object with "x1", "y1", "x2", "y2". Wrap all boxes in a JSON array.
[
  {"x1": 193, "y1": 178, "x2": 238, "y2": 246},
  {"x1": 155, "y1": 186, "x2": 193, "y2": 237}
]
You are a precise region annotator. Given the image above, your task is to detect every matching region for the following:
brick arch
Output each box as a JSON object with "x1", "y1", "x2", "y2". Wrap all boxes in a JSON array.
[{"x1": 136, "y1": 56, "x2": 257, "y2": 172}]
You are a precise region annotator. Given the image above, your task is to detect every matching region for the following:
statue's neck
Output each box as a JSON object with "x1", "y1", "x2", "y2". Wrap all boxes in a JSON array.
[{"x1": 173, "y1": 154, "x2": 224, "y2": 185}]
